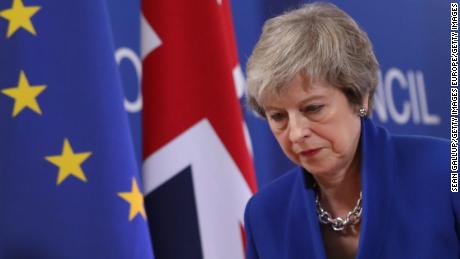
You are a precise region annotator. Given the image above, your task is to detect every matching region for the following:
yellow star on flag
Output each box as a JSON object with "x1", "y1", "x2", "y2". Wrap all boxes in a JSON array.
[
  {"x1": 45, "y1": 138, "x2": 92, "y2": 185},
  {"x1": 2, "y1": 70, "x2": 46, "y2": 117},
  {"x1": 118, "y1": 178, "x2": 147, "y2": 221},
  {"x1": 0, "y1": 0, "x2": 41, "y2": 38}
]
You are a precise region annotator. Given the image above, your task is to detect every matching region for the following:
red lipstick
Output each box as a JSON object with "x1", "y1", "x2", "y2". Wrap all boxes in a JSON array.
[{"x1": 300, "y1": 148, "x2": 321, "y2": 157}]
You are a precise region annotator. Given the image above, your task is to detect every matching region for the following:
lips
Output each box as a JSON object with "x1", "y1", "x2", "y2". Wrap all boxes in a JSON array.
[{"x1": 300, "y1": 148, "x2": 322, "y2": 157}]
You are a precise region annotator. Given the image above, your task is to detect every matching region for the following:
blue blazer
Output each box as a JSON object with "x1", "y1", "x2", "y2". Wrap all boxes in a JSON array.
[{"x1": 244, "y1": 118, "x2": 460, "y2": 258}]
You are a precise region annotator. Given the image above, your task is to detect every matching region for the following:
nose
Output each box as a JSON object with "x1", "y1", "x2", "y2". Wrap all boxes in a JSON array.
[{"x1": 288, "y1": 112, "x2": 311, "y2": 143}]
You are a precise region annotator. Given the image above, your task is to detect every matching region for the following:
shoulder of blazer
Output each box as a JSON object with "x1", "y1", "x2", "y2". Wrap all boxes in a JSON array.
[
  {"x1": 392, "y1": 134, "x2": 449, "y2": 172},
  {"x1": 248, "y1": 166, "x2": 303, "y2": 213}
]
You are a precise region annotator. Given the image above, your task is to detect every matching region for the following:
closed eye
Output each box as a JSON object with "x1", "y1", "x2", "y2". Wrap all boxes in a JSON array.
[
  {"x1": 302, "y1": 104, "x2": 324, "y2": 113},
  {"x1": 269, "y1": 112, "x2": 286, "y2": 122}
]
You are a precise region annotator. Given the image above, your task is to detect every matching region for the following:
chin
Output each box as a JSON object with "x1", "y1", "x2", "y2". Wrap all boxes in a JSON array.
[
  {"x1": 290, "y1": 155, "x2": 332, "y2": 175},
  {"x1": 301, "y1": 163, "x2": 334, "y2": 177}
]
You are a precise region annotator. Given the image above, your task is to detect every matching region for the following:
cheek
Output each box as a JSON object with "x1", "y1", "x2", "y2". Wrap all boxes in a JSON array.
[
  {"x1": 274, "y1": 132, "x2": 290, "y2": 152},
  {"x1": 311, "y1": 125, "x2": 337, "y2": 149},
  {"x1": 316, "y1": 113, "x2": 360, "y2": 153},
  {"x1": 329, "y1": 139, "x2": 348, "y2": 157},
  {"x1": 324, "y1": 123, "x2": 360, "y2": 157},
  {"x1": 268, "y1": 123, "x2": 288, "y2": 149},
  {"x1": 273, "y1": 132, "x2": 299, "y2": 161}
]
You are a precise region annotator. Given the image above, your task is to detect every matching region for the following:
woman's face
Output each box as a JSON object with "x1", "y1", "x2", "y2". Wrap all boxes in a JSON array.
[{"x1": 263, "y1": 75, "x2": 363, "y2": 177}]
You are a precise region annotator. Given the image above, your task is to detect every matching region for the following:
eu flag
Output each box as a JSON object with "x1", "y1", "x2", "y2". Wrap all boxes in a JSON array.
[{"x1": 0, "y1": 0, "x2": 154, "y2": 258}]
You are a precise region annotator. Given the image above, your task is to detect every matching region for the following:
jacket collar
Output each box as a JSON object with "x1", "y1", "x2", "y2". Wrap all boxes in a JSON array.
[{"x1": 357, "y1": 117, "x2": 394, "y2": 258}]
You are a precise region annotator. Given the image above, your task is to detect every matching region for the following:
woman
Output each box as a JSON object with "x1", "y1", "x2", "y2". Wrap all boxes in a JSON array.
[{"x1": 244, "y1": 3, "x2": 459, "y2": 259}]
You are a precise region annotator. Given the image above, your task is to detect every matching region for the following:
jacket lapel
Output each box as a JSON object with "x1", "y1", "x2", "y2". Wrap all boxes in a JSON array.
[
  {"x1": 284, "y1": 169, "x2": 327, "y2": 259},
  {"x1": 356, "y1": 118, "x2": 394, "y2": 258}
]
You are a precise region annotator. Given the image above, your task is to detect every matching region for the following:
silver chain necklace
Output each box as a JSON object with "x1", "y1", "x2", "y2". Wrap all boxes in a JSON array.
[{"x1": 314, "y1": 186, "x2": 363, "y2": 232}]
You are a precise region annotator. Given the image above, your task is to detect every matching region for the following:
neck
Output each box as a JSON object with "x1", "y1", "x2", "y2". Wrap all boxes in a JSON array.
[{"x1": 314, "y1": 150, "x2": 361, "y2": 218}]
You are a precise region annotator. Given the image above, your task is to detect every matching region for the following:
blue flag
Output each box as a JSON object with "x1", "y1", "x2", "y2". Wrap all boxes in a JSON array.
[{"x1": 0, "y1": 0, "x2": 154, "y2": 258}]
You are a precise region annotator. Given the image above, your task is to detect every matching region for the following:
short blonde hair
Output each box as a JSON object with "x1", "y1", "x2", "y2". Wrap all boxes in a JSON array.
[{"x1": 246, "y1": 2, "x2": 379, "y2": 117}]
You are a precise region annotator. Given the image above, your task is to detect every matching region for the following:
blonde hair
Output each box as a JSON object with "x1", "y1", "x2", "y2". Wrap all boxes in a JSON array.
[{"x1": 246, "y1": 2, "x2": 379, "y2": 117}]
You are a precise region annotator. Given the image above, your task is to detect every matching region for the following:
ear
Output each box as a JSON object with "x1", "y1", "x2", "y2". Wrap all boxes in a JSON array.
[{"x1": 363, "y1": 94, "x2": 369, "y2": 110}]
